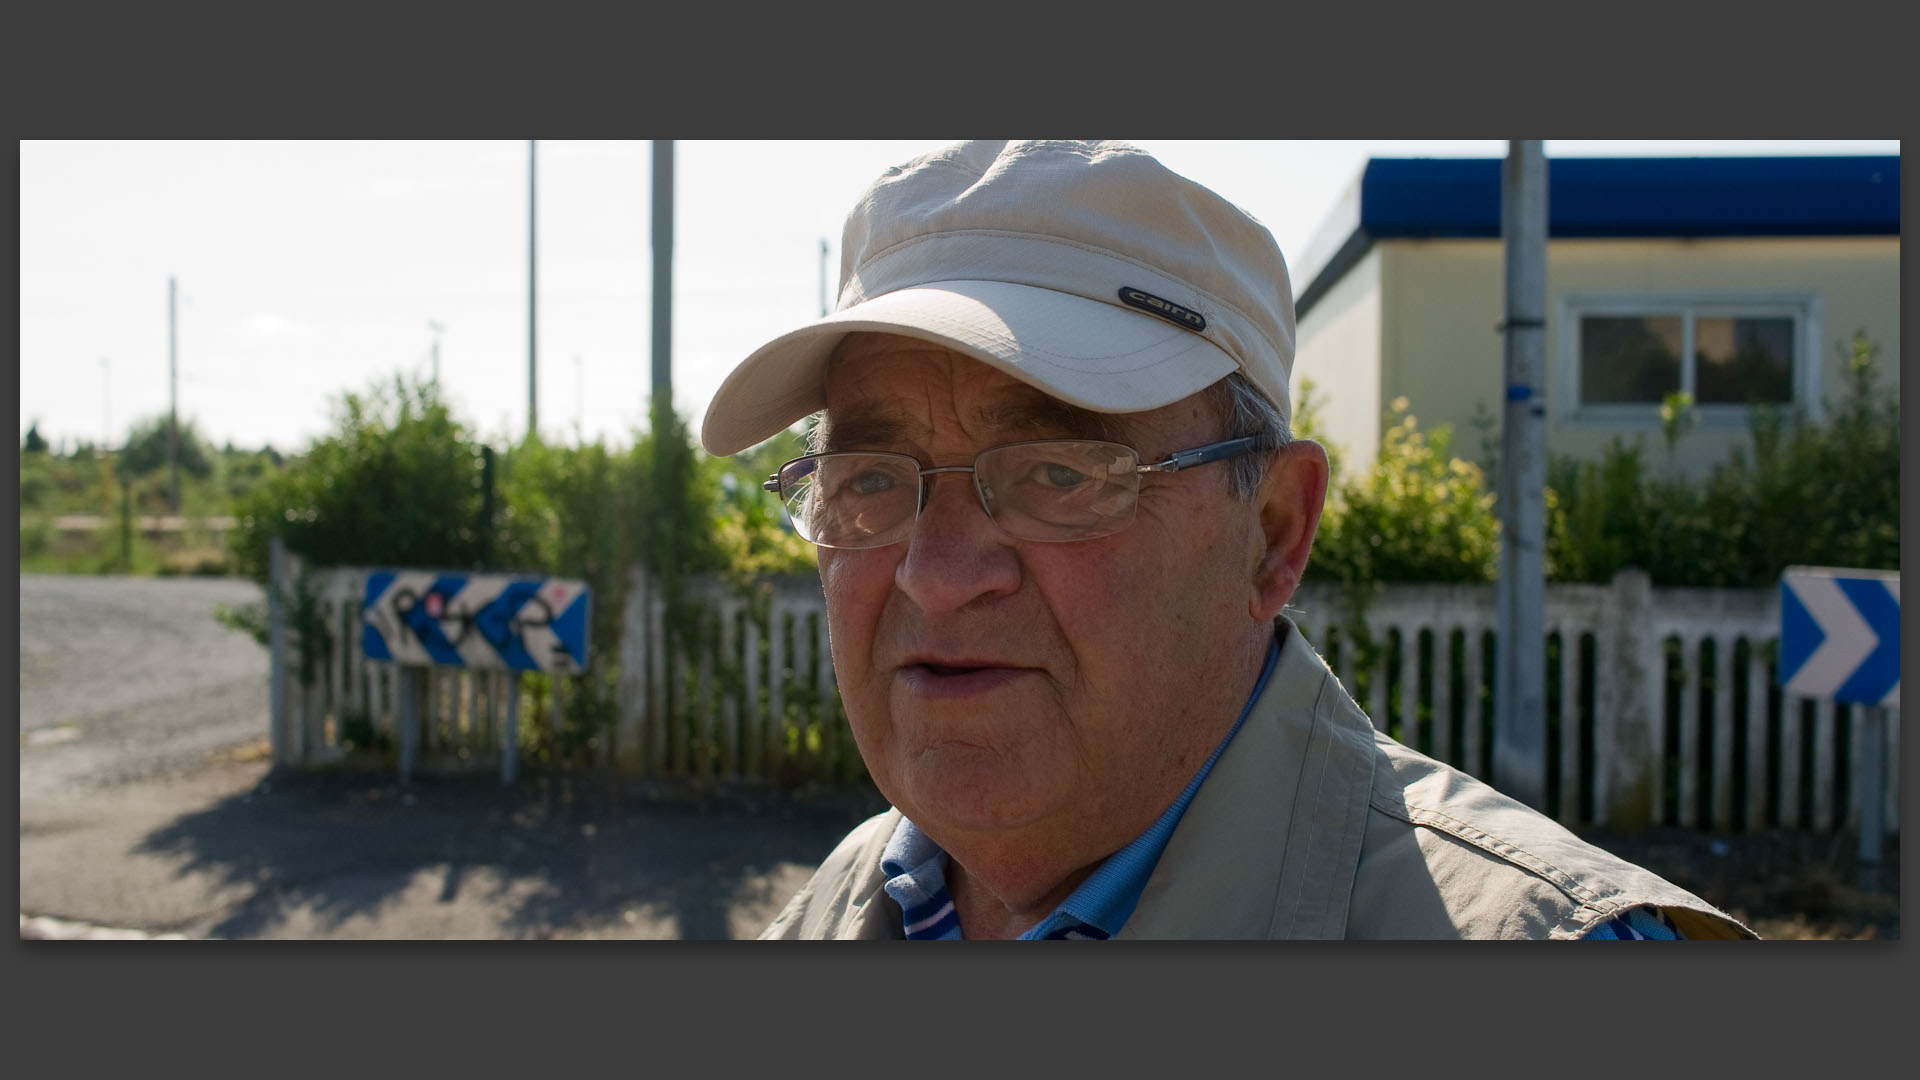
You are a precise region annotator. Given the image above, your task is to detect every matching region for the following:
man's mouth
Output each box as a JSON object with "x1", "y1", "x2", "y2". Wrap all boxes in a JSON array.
[
  {"x1": 898, "y1": 659, "x2": 1026, "y2": 699},
  {"x1": 916, "y1": 662, "x2": 988, "y2": 677}
]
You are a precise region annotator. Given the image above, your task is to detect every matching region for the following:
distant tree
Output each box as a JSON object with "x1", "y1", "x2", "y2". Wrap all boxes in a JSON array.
[
  {"x1": 22, "y1": 421, "x2": 48, "y2": 454},
  {"x1": 117, "y1": 414, "x2": 213, "y2": 480}
]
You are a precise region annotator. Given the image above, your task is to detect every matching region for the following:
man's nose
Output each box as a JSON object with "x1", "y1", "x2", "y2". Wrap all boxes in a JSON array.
[{"x1": 892, "y1": 471, "x2": 1019, "y2": 614}]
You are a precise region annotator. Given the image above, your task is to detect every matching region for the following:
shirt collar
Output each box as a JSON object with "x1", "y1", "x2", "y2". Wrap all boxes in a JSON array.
[{"x1": 881, "y1": 633, "x2": 1283, "y2": 940}]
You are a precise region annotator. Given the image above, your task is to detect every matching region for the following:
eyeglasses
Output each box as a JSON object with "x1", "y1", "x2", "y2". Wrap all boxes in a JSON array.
[{"x1": 763, "y1": 437, "x2": 1261, "y2": 550}]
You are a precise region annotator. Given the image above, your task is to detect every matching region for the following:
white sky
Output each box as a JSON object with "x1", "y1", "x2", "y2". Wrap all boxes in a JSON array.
[{"x1": 18, "y1": 139, "x2": 1899, "y2": 455}]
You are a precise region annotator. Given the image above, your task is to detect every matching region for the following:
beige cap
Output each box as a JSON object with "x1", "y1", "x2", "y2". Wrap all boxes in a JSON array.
[{"x1": 699, "y1": 140, "x2": 1296, "y2": 456}]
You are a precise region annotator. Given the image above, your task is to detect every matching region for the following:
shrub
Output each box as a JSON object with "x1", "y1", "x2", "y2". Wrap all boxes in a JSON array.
[
  {"x1": 1547, "y1": 331, "x2": 1899, "y2": 587},
  {"x1": 117, "y1": 414, "x2": 215, "y2": 481},
  {"x1": 1303, "y1": 387, "x2": 1499, "y2": 595},
  {"x1": 229, "y1": 375, "x2": 490, "y2": 581}
]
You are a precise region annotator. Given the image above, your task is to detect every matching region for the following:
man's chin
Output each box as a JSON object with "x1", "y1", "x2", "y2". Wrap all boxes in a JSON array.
[{"x1": 892, "y1": 746, "x2": 1062, "y2": 837}]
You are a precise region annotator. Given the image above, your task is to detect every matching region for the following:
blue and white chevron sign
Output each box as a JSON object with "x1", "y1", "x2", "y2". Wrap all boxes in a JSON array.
[
  {"x1": 362, "y1": 571, "x2": 591, "y2": 674},
  {"x1": 1779, "y1": 567, "x2": 1899, "y2": 707}
]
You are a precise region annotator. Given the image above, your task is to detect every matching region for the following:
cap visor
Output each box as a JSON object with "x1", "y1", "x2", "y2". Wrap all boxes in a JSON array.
[{"x1": 700, "y1": 280, "x2": 1236, "y2": 456}]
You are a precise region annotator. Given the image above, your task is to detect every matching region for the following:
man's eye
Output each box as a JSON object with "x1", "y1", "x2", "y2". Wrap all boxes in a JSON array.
[
  {"x1": 1039, "y1": 461, "x2": 1091, "y2": 489},
  {"x1": 848, "y1": 469, "x2": 900, "y2": 496}
]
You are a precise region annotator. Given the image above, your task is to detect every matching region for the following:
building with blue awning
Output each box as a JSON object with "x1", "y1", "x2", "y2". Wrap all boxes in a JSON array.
[{"x1": 1290, "y1": 154, "x2": 1899, "y2": 476}]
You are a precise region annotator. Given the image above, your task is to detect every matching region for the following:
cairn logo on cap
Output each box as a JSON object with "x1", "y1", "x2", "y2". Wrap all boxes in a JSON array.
[{"x1": 1119, "y1": 288, "x2": 1206, "y2": 333}]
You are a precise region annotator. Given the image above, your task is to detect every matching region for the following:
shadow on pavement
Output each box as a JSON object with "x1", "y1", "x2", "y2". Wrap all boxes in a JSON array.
[{"x1": 133, "y1": 765, "x2": 890, "y2": 939}]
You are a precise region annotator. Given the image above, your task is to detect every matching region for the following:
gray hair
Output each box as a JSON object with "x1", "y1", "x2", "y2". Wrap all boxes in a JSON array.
[
  {"x1": 1203, "y1": 372, "x2": 1293, "y2": 499},
  {"x1": 804, "y1": 369, "x2": 1292, "y2": 499}
]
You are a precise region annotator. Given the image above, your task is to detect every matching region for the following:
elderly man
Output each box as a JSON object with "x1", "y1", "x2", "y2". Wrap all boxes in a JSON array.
[{"x1": 701, "y1": 141, "x2": 1752, "y2": 940}]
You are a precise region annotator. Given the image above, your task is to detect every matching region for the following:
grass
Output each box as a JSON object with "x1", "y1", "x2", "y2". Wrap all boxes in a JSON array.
[{"x1": 19, "y1": 514, "x2": 234, "y2": 577}]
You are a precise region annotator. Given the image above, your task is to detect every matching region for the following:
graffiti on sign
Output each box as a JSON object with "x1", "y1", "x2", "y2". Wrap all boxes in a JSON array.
[{"x1": 363, "y1": 571, "x2": 590, "y2": 673}]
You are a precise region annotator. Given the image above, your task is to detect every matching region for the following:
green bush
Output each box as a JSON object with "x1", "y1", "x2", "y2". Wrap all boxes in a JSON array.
[
  {"x1": 229, "y1": 376, "x2": 491, "y2": 581},
  {"x1": 1548, "y1": 331, "x2": 1899, "y2": 587},
  {"x1": 117, "y1": 414, "x2": 215, "y2": 481},
  {"x1": 1302, "y1": 387, "x2": 1499, "y2": 594}
]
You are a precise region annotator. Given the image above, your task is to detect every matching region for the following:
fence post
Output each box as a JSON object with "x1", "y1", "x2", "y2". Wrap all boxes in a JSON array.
[
  {"x1": 768, "y1": 601, "x2": 788, "y2": 780},
  {"x1": 649, "y1": 581, "x2": 669, "y2": 775},
  {"x1": 399, "y1": 666, "x2": 418, "y2": 784},
  {"x1": 614, "y1": 564, "x2": 648, "y2": 774},
  {"x1": 1676, "y1": 636, "x2": 1701, "y2": 828},
  {"x1": 268, "y1": 536, "x2": 289, "y2": 766},
  {"x1": 502, "y1": 672, "x2": 520, "y2": 785},
  {"x1": 1603, "y1": 569, "x2": 1657, "y2": 831},
  {"x1": 1855, "y1": 705, "x2": 1886, "y2": 864}
]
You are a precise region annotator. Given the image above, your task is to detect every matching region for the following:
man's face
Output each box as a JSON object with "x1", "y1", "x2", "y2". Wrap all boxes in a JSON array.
[{"x1": 815, "y1": 333, "x2": 1290, "y2": 865}]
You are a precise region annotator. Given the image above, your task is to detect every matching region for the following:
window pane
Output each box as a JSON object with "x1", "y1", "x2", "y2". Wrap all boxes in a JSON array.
[
  {"x1": 1695, "y1": 316, "x2": 1794, "y2": 404},
  {"x1": 1581, "y1": 315, "x2": 1681, "y2": 404}
]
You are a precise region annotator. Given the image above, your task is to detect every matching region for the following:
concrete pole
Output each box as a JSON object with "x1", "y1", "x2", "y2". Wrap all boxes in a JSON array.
[
  {"x1": 819, "y1": 237, "x2": 830, "y2": 317},
  {"x1": 1493, "y1": 140, "x2": 1549, "y2": 809},
  {"x1": 651, "y1": 140, "x2": 674, "y2": 426}
]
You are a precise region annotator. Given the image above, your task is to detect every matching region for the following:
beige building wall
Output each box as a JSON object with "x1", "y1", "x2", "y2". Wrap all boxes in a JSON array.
[
  {"x1": 1289, "y1": 246, "x2": 1383, "y2": 476},
  {"x1": 1377, "y1": 236, "x2": 1899, "y2": 477}
]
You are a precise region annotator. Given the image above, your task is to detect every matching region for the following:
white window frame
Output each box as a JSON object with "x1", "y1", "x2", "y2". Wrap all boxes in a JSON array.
[{"x1": 1556, "y1": 292, "x2": 1822, "y2": 426}]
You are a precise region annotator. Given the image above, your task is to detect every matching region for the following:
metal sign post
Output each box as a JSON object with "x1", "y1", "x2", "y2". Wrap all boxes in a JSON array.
[{"x1": 1779, "y1": 566, "x2": 1899, "y2": 863}]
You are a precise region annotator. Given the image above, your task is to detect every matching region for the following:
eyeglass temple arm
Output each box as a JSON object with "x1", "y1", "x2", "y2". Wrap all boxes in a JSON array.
[{"x1": 1140, "y1": 436, "x2": 1259, "y2": 473}]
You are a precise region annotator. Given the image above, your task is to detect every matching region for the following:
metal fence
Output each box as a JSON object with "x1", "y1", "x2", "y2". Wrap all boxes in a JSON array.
[{"x1": 268, "y1": 554, "x2": 1897, "y2": 836}]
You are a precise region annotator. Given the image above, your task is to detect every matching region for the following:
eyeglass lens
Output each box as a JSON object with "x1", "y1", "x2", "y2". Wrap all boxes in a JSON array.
[{"x1": 778, "y1": 440, "x2": 1144, "y2": 549}]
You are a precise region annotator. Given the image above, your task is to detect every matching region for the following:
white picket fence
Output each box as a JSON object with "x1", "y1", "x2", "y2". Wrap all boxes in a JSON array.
[
  {"x1": 266, "y1": 554, "x2": 862, "y2": 787},
  {"x1": 1286, "y1": 570, "x2": 1898, "y2": 835},
  {"x1": 267, "y1": 552, "x2": 1896, "y2": 836}
]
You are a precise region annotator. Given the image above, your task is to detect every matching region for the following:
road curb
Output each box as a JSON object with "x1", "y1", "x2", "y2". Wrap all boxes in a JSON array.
[{"x1": 19, "y1": 913, "x2": 201, "y2": 941}]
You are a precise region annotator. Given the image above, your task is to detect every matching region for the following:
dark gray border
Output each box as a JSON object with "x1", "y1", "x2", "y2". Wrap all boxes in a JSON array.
[{"x1": 9, "y1": 5, "x2": 1913, "y2": 1075}]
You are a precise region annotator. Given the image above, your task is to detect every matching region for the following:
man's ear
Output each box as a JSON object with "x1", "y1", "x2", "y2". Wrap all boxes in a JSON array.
[{"x1": 1249, "y1": 439, "x2": 1329, "y2": 623}]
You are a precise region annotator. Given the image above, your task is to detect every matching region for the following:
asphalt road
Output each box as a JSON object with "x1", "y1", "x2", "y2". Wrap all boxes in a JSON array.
[
  {"x1": 19, "y1": 575, "x2": 270, "y2": 797},
  {"x1": 17, "y1": 574, "x2": 886, "y2": 939}
]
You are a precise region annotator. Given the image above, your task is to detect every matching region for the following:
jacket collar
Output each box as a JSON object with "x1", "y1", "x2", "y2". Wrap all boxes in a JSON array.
[{"x1": 1118, "y1": 619, "x2": 1377, "y2": 939}]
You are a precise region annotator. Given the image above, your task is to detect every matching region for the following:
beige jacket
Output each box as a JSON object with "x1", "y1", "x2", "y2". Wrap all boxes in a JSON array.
[{"x1": 762, "y1": 620, "x2": 1755, "y2": 940}]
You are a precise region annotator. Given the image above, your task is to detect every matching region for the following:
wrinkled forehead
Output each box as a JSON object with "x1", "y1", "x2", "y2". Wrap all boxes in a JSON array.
[{"x1": 819, "y1": 334, "x2": 1132, "y2": 451}]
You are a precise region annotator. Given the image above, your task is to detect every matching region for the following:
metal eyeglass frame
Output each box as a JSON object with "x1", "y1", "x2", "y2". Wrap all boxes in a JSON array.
[{"x1": 761, "y1": 436, "x2": 1262, "y2": 547}]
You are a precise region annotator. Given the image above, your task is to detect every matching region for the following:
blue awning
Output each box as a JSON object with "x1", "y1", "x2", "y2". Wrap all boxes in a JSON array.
[{"x1": 1360, "y1": 155, "x2": 1899, "y2": 239}]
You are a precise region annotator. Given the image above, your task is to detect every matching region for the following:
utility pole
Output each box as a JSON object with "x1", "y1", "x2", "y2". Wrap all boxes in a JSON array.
[
  {"x1": 1493, "y1": 140, "x2": 1548, "y2": 810},
  {"x1": 574, "y1": 353, "x2": 584, "y2": 442},
  {"x1": 168, "y1": 275, "x2": 180, "y2": 515},
  {"x1": 101, "y1": 357, "x2": 110, "y2": 450},
  {"x1": 651, "y1": 140, "x2": 674, "y2": 429},
  {"x1": 429, "y1": 320, "x2": 444, "y2": 385},
  {"x1": 528, "y1": 139, "x2": 539, "y2": 440},
  {"x1": 819, "y1": 237, "x2": 830, "y2": 317}
]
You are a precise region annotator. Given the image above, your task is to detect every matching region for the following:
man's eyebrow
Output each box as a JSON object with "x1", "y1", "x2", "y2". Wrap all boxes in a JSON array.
[
  {"x1": 973, "y1": 396, "x2": 1124, "y2": 441},
  {"x1": 817, "y1": 413, "x2": 911, "y2": 452}
]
